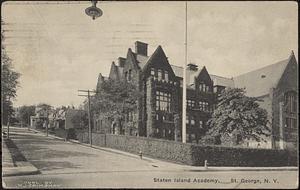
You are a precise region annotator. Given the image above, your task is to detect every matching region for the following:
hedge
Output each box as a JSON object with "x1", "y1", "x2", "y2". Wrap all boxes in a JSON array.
[{"x1": 76, "y1": 131, "x2": 297, "y2": 167}]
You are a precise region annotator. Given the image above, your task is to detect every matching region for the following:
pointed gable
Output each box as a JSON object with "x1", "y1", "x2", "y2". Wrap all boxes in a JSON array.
[
  {"x1": 109, "y1": 61, "x2": 123, "y2": 80},
  {"x1": 142, "y1": 45, "x2": 177, "y2": 78},
  {"x1": 233, "y1": 52, "x2": 295, "y2": 97},
  {"x1": 125, "y1": 48, "x2": 140, "y2": 70},
  {"x1": 96, "y1": 73, "x2": 108, "y2": 91},
  {"x1": 195, "y1": 66, "x2": 213, "y2": 85},
  {"x1": 275, "y1": 51, "x2": 298, "y2": 91}
]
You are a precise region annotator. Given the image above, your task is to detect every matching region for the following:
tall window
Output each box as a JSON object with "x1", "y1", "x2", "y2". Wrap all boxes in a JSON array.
[
  {"x1": 125, "y1": 71, "x2": 128, "y2": 80},
  {"x1": 165, "y1": 71, "x2": 169, "y2": 82},
  {"x1": 285, "y1": 117, "x2": 297, "y2": 128},
  {"x1": 186, "y1": 114, "x2": 189, "y2": 124},
  {"x1": 199, "y1": 83, "x2": 205, "y2": 92},
  {"x1": 190, "y1": 115, "x2": 195, "y2": 125},
  {"x1": 150, "y1": 68, "x2": 155, "y2": 76},
  {"x1": 199, "y1": 83, "x2": 210, "y2": 92},
  {"x1": 199, "y1": 120, "x2": 203, "y2": 128},
  {"x1": 128, "y1": 70, "x2": 132, "y2": 81},
  {"x1": 155, "y1": 91, "x2": 171, "y2": 112},
  {"x1": 285, "y1": 92, "x2": 297, "y2": 113},
  {"x1": 158, "y1": 69, "x2": 162, "y2": 80},
  {"x1": 205, "y1": 85, "x2": 210, "y2": 92},
  {"x1": 127, "y1": 111, "x2": 133, "y2": 122},
  {"x1": 204, "y1": 102, "x2": 209, "y2": 111}
]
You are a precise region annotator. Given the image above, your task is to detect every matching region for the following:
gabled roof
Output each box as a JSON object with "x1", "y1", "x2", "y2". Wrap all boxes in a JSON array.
[
  {"x1": 170, "y1": 64, "x2": 183, "y2": 78},
  {"x1": 142, "y1": 45, "x2": 177, "y2": 78},
  {"x1": 109, "y1": 62, "x2": 123, "y2": 80},
  {"x1": 210, "y1": 74, "x2": 234, "y2": 88},
  {"x1": 96, "y1": 73, "x2": 108, "y2": 90},
  {"x1": 126, "y1": 48, "x2": 140, "y2": 69},
  {"x1": 233, "y1": 53, "x2": 294, "y2": 97},
  {"x1": 134, "y1": 53, "x2": 149, "y2": 69}
]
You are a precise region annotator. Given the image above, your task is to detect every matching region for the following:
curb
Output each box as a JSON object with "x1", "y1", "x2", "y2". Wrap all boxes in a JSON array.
[
  {"x1": 2, "y1": 164, "x2": 40, "y2": 177},
  {"x1": 183, "y1": 167, "x2": 299, "y2": 172}
]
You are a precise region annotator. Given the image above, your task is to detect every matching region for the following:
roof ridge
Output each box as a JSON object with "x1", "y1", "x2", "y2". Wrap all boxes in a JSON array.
[
  {"x1": 234, "y1": 58, "x2": 289, "y2": 78},
  {"x1": 210, "y1": 74, "x2": 233, "y2": 80},
  {"x1": 170, "y1": 64, "x2": 183, "y2": 69}
]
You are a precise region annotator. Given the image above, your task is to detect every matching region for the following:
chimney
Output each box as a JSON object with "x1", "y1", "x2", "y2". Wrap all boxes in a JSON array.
[
  {"x1": 135, "y1": 41, "x2": 148, "y2": 56},
  {"x1": 187, "y1": 63, "x2": 198, "y2": 71},
  {"x1": 118, "y1": 57, "x2": 126, "y2": 67}
]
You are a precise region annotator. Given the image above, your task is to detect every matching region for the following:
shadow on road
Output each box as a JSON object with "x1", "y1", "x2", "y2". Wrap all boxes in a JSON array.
[{"x1": 7, "y1": 128, "x2": 98, "y2": 173}]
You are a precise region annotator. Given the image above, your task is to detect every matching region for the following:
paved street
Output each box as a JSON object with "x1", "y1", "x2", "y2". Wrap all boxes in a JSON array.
[{"x1": 2, "y1": 127, "x2": 298, "y2": 189}]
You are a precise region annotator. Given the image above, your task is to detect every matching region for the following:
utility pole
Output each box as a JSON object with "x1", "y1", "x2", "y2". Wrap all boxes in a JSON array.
[
  {"x1": 28, "y1": 114, "x2": 30, "y2": 131},
  {"x1": 78, "y1": 89, "x2": 97, "y2": 147},
  {"x1": 7, "y1": 115, "x2": 10, "y2": 139},
  {"x1": 182, "y1": 1, "x2": 188, "y2": 143}
]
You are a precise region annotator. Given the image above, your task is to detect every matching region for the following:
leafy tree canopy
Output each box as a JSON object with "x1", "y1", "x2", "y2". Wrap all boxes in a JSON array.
[
  {"x1": 70, "y1": 110, "x2": 88, "y2": 129},
  {"x1": 1, "y1": 20, "x2": 20, "y2": 125},
  {"x1": 206, "y1": 88, "x2": 271, "y2": 145},
  {"x1": 17, "y1": 105, "x2": 36, "y2": 126},
  {"x1": 90, "y1": 79, "x2": 142, "y2": 120}
]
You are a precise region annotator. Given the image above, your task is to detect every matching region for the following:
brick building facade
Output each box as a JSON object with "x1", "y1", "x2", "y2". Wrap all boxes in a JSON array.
[{"x1": 94, "y1": 41, "x2": 298, "y2": 151}]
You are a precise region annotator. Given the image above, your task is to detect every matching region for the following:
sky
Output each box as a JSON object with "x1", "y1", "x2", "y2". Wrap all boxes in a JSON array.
[{"x1": 2, "y1": 1, "x2": 298, "y2": 108}]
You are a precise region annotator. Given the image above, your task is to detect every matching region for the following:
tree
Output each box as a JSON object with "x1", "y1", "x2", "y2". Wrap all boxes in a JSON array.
[
  {"x1": 36, "y1": 103, "x2": 52, "y2": 116},
  {"x1": 206, "y1": 88, "x2": 270, "y2": 145},
  {"x1": 90, "y1": 79, "x2": 142, "y2": 131},
  {"x1": 70, "y1": 110, "x2": 88, "y2": 129},
  {"x1": 1, "y1": 20, "x2": 20, "y2": 125},
  {"x1": 17, "y1": 105, "x2": 36, "y2": 127}
]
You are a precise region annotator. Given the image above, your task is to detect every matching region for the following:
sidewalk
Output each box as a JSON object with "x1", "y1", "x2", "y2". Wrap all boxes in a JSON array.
[{"x1": 2, "y1": 134, "x2": 40, "y2": 177}]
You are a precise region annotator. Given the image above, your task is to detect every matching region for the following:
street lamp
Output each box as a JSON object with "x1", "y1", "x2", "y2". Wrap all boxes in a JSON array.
[{"x1": 85, "y1": 0, "x2": 103, "y2": 20}]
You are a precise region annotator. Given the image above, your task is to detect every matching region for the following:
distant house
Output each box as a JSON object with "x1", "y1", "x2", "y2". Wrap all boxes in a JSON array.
[
  {"x1": 30, "y1": 107, "x2": 49, "y2": 129},
  {"x1": 52, "y1": 107, "x2": 86, "y2": 130}
]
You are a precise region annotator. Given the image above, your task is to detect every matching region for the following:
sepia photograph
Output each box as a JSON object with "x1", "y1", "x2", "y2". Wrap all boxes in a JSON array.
[{"x1": 1, "y1": 1, "x2": 298, "y2": 189}]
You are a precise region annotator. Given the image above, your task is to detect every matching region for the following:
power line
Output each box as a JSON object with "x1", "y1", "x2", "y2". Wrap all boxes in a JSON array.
[
  {"x1": 4, "y1": 1, "x2": 138, "y2": 5},
  {"x1": 4, "y1": 1, "x2": 90, "y2": 5}
]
